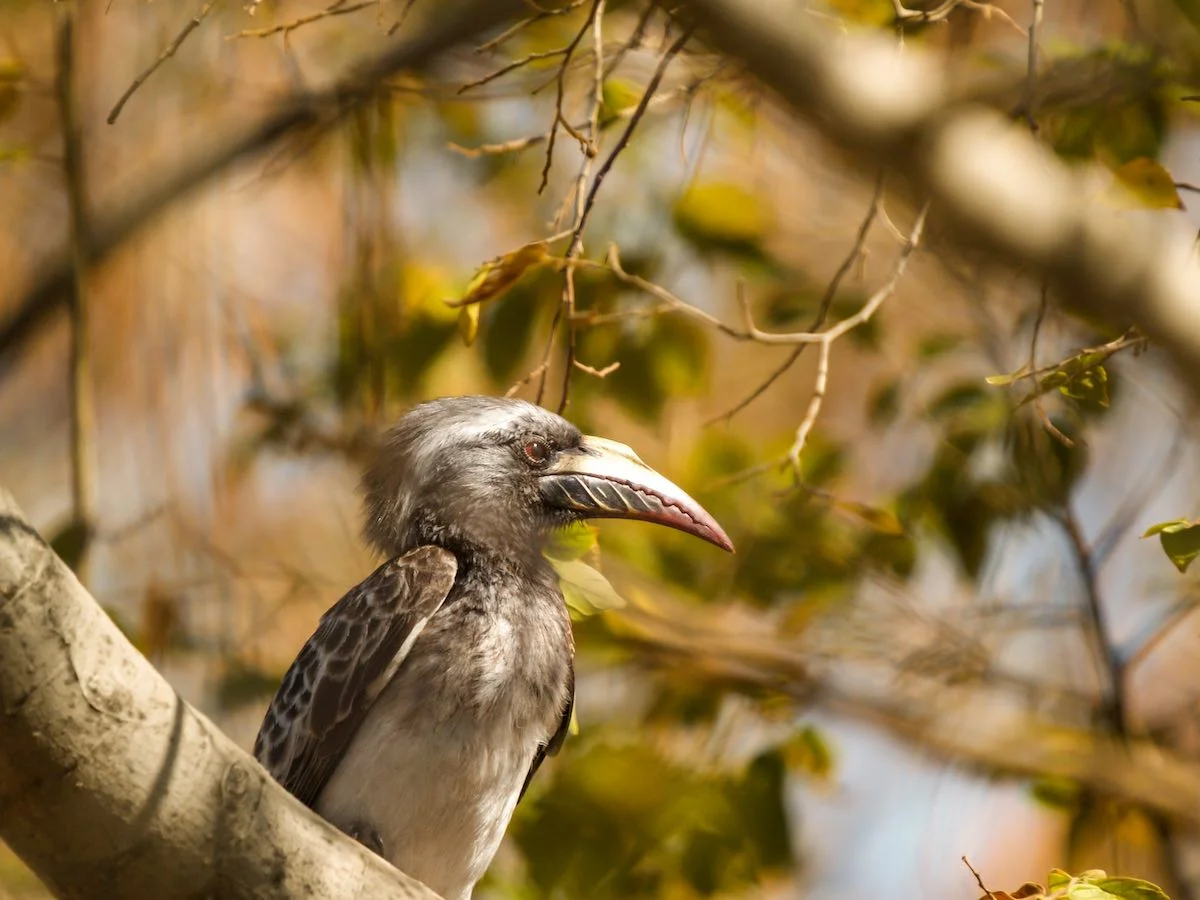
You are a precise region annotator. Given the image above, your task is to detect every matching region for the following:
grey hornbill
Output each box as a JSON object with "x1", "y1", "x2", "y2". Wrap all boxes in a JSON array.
[{"x1": 253, "y1": 396, "x2": 733, "y2": 900}]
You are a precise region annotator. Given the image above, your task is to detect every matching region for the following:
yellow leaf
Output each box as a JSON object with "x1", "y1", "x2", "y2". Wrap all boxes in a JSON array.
[
  {"x1": 446, "y1": 241, "x2": 550, "y2": 309},
  {"x1": 457, "y1": 304, "x2": 479, "y2": 346},
  {"x1": 600, "y1": 78, "x2": 641, "y2": 126},
  {"x1": 399, "y1": 263, "x2": 457, "y2": 323},
  {"x1": 672, "y1": 181, "x2": 773, "y2": 255},
  {"x1": 1107, "y1": 157, "x2": 1185, "y2": 210}
]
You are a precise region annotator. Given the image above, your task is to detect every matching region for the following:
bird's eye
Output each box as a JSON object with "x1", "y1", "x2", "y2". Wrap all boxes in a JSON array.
[{"x1": 522, "y1": 439, "x2": 552, "y2": 467}]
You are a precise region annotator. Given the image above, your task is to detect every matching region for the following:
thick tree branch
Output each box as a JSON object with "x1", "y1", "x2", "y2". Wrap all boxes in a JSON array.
[
  {"x1": 0, "y1": 487, "x2": 441, "y2": 900},
  {"x1": 611, "y1": 592, "x2": 1200, "y2": 829},
  {"x1": 0, "y1": 0, "x2": 523, "y2": 372},
  {"x1": 679, "y1": 0, "x2": 1200, "y2": 393}
]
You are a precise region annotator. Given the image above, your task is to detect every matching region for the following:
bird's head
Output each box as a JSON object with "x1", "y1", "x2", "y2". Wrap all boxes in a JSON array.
[{"x1": 361, "y1": 395, "x2": 733, "y2": 564}]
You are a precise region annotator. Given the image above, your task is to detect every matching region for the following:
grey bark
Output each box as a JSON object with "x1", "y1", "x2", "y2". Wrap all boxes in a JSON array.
[{"x1": 0, "y1": 487, "x2": 441, "y2": 900}]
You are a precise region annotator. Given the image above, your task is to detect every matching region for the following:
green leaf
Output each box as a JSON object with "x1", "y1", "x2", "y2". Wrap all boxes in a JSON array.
[
  {"x1": 917, "y1": 333, "x2": 962, "y2": 360},
  {"x1": 1141, "y1": 519, "x2": 1200, "y2": 573},
  {"x1": 1041, "y1": 869, "x2": 1171, "y2": 900},
  {"x1": 1030, "y1": 775, "x2": 1082, "y2": 809},
  {"x1": 1049, "y1": 869, "x2": 1073, "y2": 890},
  {"x1": 544, "y1": 522, "x2": 599, "y2": 562},
  {"x1": 868, "y1": 378, "x2": 901, "y2": 426},
  {"x1": 549, "y1": 557, "x2": 626, "y2": 616},
  {"x1": 986, "y1": 371, "x2": 1023, "y2": 386},
  {"x1": 1058, "y1": 363, "x2": 1110, "y2": 408},
  {"x1": 1089, "y1": 877, "x2": 1171, "y2": 900},
  {"x1": 782, "y1": 724, "x2": 835, "y2": 779}
]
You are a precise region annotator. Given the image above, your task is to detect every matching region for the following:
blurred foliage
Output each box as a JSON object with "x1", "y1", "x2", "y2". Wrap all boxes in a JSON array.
[
  {"x1": 505, "y1": 740, "x2": 793, "y2": 899},
  {"x1": 4, "y1": 0, "x2": 1200, "y2": 898}
]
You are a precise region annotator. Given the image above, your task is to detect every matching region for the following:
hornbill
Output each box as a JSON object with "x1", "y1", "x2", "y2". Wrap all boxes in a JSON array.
[{"x1": 253, "y1": 396, "x2": 733, "y2": 900}]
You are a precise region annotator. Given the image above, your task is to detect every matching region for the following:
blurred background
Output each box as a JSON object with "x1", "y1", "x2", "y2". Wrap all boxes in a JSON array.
[{"x1": 3, "y1": 0, "x2": 1200, "y2": 897}]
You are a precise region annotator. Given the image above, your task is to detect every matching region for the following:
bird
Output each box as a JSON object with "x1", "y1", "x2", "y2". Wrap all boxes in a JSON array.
[{"x1": 252, "y1": 395, "x2": 733, "y2": 900}]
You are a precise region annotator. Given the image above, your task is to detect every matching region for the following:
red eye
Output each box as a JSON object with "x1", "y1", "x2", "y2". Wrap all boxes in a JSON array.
[{"x1": 523, "y1": 440, "x2": 551, "y2": 466}]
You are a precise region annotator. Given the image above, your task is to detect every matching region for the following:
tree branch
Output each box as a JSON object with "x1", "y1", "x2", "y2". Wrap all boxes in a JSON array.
[
  {"x1": 0, "y1": 487, "x2": 441, "y2": 899},
  {"x1": 678, "y1": 0, "x2": 1200, "y2": 394},
  {"x1": 0, "y1": 0, "x2": 524, "y2": 372}
]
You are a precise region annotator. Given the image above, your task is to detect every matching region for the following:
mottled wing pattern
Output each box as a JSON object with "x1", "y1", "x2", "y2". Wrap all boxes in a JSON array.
[
  {"x1": 518, "y1": 662, "x2": 575, "y2": 802},
  {"x1": 253, "y1": 545, "x2": 458, "y2": 808}
]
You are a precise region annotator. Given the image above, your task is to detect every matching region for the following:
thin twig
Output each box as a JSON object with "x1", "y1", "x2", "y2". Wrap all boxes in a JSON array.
[
  {"x1": 962, "y1": 856, "x2": 996, "y2": 900},
  {"x1": 710, "y1": 171, "x2": 886, "y2": 425},
  {"x1": 457, "y1": 47, "x2": 569, "y2": 93},
  {"x1": 537, "y1": 4, "x2": 599, "y2": 194},
  {"x1": 573, "y1": 358, "x2": 619, "y2": 377},
  {"x1": 601, "y1": 1, "x2": 654, "y2": 79},
  {"x1": 1024, "y1": 0, "x2": 1044, "y2": 133},
  {"x1": 107, "y1": 0, "x2": 217, "y2": 124},
  {"x1": 739, "y1": 203, "x2": 928, "y2": 347},
  {"x1": 1059, "y1": 505, "x2": 1128, "y2": 735},
  {"x1": 475, "y1": 0, "x2": 589, "y2": 52},
  {"x1": 782, "y1": 203, "x2": 929, "y2": 468},
  {"x1": 556, "y1": 0, "x2": 607, "y2": 413},
  {"x1": 1027, "y1": 283, "x2": 1072, "y2": 447},
  {"x1": 229, "y1": 0, "x2": 375, "y2": 40},
  {"x1": 446, "y1": 82, "x2": 696, "y2": 158},
  {"x1": 567, "y1": 25, "x2": 691, "y2": 242},
  {"x1": 387, "y1": 0, "x2": 420, "y2": 36}
]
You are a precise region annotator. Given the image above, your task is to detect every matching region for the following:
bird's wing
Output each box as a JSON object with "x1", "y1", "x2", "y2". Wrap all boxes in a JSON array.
[
  {"x1": 518, "y1": 661, "x2": 575, "y2": 802},
  {"x1": 253, "y1": 545, "x2": 458, "y2": 808}
]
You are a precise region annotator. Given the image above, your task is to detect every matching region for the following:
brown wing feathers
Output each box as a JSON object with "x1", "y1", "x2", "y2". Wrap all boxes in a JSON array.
[{"x1": 253, "y1": 545, "x2": 457, "y2": 808}]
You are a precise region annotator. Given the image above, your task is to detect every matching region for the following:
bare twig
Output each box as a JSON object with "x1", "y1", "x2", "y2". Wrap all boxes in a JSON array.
[
  {"x1": 781, "y1": 202, "x2": 928, "y2": 468},
  {"x1": 1059, "y1": 505, "x2": 1127, "y2": 734},
  {"x1": 739, "y1": 203, "x2": 928, "y2": 348},
  {"x1": 555, "y1": 0, "x2": 607, "y2": 413},
  {"x1": 507, "y1": 360, "x2": 550, "y2": 398},
  {"x1": 962, "y1": 856, "x2": 997, "y2": 900},
  {"x1": 1027, "y1": 284, "x2": 1073, "y2": 447},
  {"x1": 457, "y1": 47, "x2": 569, "y2": 93},
  {"x1": 387, "y1": 0, "x2": 420, "y2": 36},
  {"x1": 710, "y1": 171, "x2": 886, "y2": 425},
  {"x1": 229, "y1": 0, "x2": 376, "y2": 40},
  {"x1": 475, "y1": 0, "x2": 589, "y2": 52},
  {"x1": 568, "y1": 27, "x2": 690, "y2": 240},
  {"x1": 537, "y1": 3, "x2": 600, "y2": 194},
  {"x1": 107, "y1": 0, "x2": 217, "y2": 124},
  {"x1": 601, "y1": 1, "x2": 655, "y2": 79},
  {"x1": 573, "y1": 358, "x2": 619, "y2": 377},
  {"x1": 1024, "y1": 0, "x2": 1044, "y2": 132},
  {"x1": 446, "y1": 81, "x2": 696, "y2": 158}
]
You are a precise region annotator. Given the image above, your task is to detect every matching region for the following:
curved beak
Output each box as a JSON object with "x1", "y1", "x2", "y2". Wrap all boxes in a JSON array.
[{"x1": 538, "y1": 436, "x2": 734, "y2": 552}]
